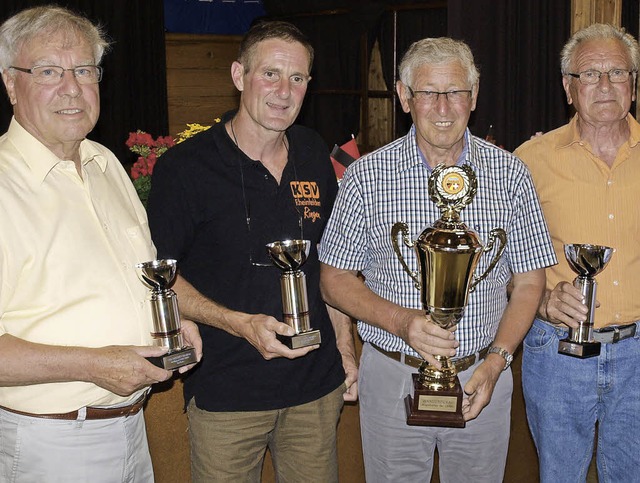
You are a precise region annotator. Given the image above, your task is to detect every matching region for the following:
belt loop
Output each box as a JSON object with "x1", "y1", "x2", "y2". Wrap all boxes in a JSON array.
[
  {"x1": 76, "y1": 406, "x2": 87, "y2": 427},
  {"x1": 613, "y1": 327, "x2": 620, "y2": 343}
]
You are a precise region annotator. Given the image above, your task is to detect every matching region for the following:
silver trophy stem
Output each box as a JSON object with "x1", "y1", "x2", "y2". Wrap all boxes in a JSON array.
[
  {"x1": 570, "y1": 276, "x2": 597, "y2": 344},
  {"x1": 149, "y1": 289, "x2": 185, "y2": 350},
  {"x1": 280, "y1": 271, "x2": 311, "y2": 333}
]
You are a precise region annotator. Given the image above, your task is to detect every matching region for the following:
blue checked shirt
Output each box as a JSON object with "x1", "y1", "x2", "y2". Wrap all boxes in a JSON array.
[{"x1": 319, "y1": 127, "x2": 557, "y2": 358}]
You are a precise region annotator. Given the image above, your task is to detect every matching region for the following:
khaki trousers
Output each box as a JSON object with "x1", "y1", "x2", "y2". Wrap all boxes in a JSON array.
[{"x1": 188, "y1": 384, "x2": 345, "y2": 483}]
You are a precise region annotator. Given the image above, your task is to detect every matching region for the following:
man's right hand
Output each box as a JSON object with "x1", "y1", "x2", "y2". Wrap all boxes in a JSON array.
[
  {"x1": 88, "y1": 345, "x2": 173, "y2": 396},
  {"x1": 539, "y1": 281, "x2": 588, "y2": 329},
  {"x1": 237, "y1": 313, "x2": 318, "y2": 360},
  {"x1": 394, "y1": 308, "x2": 459, "y2": 367}
]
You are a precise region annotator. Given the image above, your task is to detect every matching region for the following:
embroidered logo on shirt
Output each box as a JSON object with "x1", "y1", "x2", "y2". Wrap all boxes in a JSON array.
[{"x1": 290, "y1": 180, "x2": 322, "y2": 222}]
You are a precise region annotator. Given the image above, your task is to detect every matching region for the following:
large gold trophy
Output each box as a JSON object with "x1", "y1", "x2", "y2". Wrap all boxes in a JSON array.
[{"x1": 391, "y1": 164, "x2": 506, "y2": 427}]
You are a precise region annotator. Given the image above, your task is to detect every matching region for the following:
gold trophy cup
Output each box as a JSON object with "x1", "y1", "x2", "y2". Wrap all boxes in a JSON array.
[
  {"x1": 136, "y1": 259, "x2": 198, "y2": 370},
  {"x1": 392, "y1": 164, "x2": 506, "y2": 427},
  {"x1": 558, "y1": 243, "x2": 614, "y2": 358},
  {"x1": 267, "y1": 239, "x2": 321, "y2": 349}
]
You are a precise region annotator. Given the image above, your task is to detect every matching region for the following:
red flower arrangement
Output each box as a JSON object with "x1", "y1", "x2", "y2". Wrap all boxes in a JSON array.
[{"x1": 126, "y1": 122, "x2": 216, "y2": 207}]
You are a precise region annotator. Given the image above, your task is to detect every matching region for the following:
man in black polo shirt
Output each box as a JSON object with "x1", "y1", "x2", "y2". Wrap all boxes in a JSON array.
[{"x1": 147, "y1": 20, "x2": 357, "y2": 482}]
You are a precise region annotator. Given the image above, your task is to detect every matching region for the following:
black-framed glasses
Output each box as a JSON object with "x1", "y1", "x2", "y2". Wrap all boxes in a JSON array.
[
  {"x1": 10, "y1": 65, "x2": 103, "y2": 85},
  {"x1": 566, "y1": 69, "x2": 636, "y2": 85},
  {"x1": 407, "y1": 86, "x2": 472, "y2": 105}
]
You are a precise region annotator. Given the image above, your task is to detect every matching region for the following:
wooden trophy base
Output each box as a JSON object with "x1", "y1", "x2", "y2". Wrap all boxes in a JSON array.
[
  {"x1": 558, "y1": 338, "x2": 601, "y2": 359},
  {"x1": 277, "y1": 329, "x2": 322, "y2": 349},
  {"x1": 405, "y1": 373, "x2": 465, "y2": 428},
  {"x1": 147, "y1": 346, "x2": 198, "y2": 370}
]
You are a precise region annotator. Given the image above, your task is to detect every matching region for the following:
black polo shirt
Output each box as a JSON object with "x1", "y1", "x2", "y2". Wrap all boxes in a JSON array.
[{"x1": 147, "y1": 112, "x2": 345, "y2": 411}]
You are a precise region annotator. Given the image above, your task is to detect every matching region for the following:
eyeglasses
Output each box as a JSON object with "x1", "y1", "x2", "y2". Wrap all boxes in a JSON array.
[
  {"x1": 407, "y1": 86, "x2": 472, "y2": 105},
  {"x1": 10, "y1": 65, "x2": 103, "y2": 85},
  {"x1": 566, "y1": 69, "x2": 636, "y2": 85}
]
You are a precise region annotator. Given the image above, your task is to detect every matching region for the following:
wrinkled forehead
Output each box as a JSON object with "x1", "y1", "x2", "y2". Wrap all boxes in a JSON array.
[{"x1": 572, "y1": 38, "x2": 631, "y2": 71}]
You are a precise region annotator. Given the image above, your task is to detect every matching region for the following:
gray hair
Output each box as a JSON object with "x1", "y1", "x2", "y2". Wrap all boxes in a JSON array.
[
  {"x1": 398, "y1": 37, "x2": 480, "y2": 88},
  {"x1": 0, "y1": 5, "x2": 110, "y2": 75},
  {"x1": 561, "y1": 23, "x2": 640, "y2": 74}
]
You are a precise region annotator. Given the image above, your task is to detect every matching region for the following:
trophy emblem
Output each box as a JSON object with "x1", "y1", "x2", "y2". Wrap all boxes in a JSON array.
[
  {"x1": 558, "y1": 243, "x2": 614, "y2": 358},
  {"x1": 136, "y1": 259, "x2": 198, "y2": 370},
  {"x1": 266, "y1": 239, "x2": 321, "y2": 349},
  {"x1": 391, "y1": 164, "x2": 507, "y2": 427}
]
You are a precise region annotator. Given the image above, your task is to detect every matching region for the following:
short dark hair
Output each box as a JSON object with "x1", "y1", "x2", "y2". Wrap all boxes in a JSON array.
[{"x1": 238, "y1": 20, "x2": 314, "y2": 74}]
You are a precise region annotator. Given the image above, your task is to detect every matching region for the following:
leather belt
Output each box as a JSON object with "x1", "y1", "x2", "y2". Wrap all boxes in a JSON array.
[
  {"x1": 0, "y1": 394, "x2": 146, "y2": 421},
  {"x1": 593, "y1": 323, "x2": 637, "y2": 344},
  {"x1": 372, "y1": 344, "x2": 489, "y2": 372}
]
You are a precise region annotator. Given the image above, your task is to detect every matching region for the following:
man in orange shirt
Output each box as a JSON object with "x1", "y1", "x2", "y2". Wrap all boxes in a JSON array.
[{"x1": 515, "y1": 23, "x2": 640, "y2": 482}]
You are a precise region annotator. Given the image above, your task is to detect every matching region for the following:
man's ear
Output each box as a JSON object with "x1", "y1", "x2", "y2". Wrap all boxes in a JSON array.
[
  {"x1": 230, "y1": 61, "x2": 245, "y2": 92},
  {"x1": 2, "y1": 70, "x2": 17, "y2": 105},
  {"x1": 396, "y1": 81, "x2": 411, "y2": 114}
]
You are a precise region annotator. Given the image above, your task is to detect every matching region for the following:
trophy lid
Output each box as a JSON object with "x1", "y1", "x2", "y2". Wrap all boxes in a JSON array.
[
  {"x1": 429, "y1": 164, "x2": 477, "y2": 221},
  {"x1": 564, "y1": 243, "x2": 614, "y2": 278},
  {"x1": 266, "y1": 239, "x2": 310, "y2": 271},
  {"x1": 136, "y1": 259, "x2": 178, "y2": 290}
]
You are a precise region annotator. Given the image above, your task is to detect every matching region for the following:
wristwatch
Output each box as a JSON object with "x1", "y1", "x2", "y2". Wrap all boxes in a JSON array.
[{"x1": 487, "y1": 346, "x2": 513, "y2": 370}]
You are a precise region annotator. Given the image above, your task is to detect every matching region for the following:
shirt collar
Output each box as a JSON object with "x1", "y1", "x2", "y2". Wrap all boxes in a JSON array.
[
  {"x1": 557, "y1": 113, "x2": 640, "y2": 149},
  {"x1": 7, "y1": 117, "x2": 106, "y2": 183},
  {"x1": 398, "y1": 125, "x2": 483, "y2": 172}
]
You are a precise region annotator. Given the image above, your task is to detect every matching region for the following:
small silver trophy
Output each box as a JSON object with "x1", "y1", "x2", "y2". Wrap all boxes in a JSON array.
[
  {"x1": 266, "y1": 239, "x2": 321, "y2": 349},
  {"x1": 558, "y1": 243, "x2": 614, "y2": 358},
  {"x1": 136, "y1": 259, "x2": 198, "y2": 370}
]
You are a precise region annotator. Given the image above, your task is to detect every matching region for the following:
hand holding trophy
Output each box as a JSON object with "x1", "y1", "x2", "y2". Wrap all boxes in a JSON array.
[
  {"x1": 267, "y1": 239, "x2": 322, "y2": 349},
  {"x1": 391, "y1": 164, "x2": 506, "y2": 427},
  {"x1": 136, "y1": 259, "x2": 198, "y2": 370},
  {"x1": 557, "y1": 243, "x2": 614, "y2": 358}
]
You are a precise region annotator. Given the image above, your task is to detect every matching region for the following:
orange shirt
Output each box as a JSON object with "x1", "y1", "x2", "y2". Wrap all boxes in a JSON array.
[{"x1": 515, "y1": 114, "x2": 640, "y2": 328}]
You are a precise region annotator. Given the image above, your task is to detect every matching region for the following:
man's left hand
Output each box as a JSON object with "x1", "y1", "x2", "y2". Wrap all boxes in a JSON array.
[
  {"x1": 341, "y1": 352, "x2": 358, "y2": 401},
  {"x1": 461, "y1": 357, "x2": 503, "y2": 421},
  {"x1": 177, "y1": 319, "x2": 203, "y2": 374}
]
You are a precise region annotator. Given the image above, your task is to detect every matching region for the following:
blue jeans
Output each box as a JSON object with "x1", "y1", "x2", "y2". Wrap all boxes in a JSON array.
[{"x1": 522, "y1": 318, "x2": 640, "y2": 483}]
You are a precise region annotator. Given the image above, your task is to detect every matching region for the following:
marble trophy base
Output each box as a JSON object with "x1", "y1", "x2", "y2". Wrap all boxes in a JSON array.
[
  {"x1": 277, "y1": 329, "x2": 322, "y2": 349},
  {"x1": 147, "y1": 346, "x2": 198, "y2": 370},
  {"x1": 405, "y1": 373, "x2": 465, "y2": 428},
  {"x1": 558, "y1": 338, "x2": 601, "y2": 359}
]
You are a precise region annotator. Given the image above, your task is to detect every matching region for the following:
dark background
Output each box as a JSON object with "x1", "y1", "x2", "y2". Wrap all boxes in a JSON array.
[{"x1": 0, "y1": 0, "x2": 638, "y2": 158}]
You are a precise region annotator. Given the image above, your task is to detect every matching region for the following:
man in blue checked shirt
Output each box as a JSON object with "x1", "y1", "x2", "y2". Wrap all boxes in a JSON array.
[{"x1": 319, "y1": 37, "x2": 557, "y2": 482}]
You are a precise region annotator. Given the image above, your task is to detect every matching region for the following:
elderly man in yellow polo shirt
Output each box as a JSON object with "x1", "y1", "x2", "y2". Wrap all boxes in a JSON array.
[
  {"x1": 515, "y1": 23, "x2": 640, "y2": 483},
  {"x1": 0, "y1": 6, "x2": 201, "y2": 482}
]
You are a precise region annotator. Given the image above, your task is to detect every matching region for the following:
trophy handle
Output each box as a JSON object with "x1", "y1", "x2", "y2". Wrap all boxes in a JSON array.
[
  {"x1": 391, "y1": 222, "x2": 421, "y2": 289},
  {"x1": 469, "y1": 228, "x2": 507, "y2": 292}
]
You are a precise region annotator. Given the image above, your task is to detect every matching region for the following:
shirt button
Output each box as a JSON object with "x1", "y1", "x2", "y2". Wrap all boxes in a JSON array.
[
  {"x1": 103, "y1": 223, "x2": 109, "y2": 231},
  {"x1": 615, "y1": 313, "x2": 621, "y2": 320},
  {"x1": 607, "y1": 179, "x2": 613, "y2": 186},
  {"x1": 613, "y1": 280, "x2": 619, "y2": 286},
  {"x1": 608, "y1": 214, "x2": 614, "y2": 220}
]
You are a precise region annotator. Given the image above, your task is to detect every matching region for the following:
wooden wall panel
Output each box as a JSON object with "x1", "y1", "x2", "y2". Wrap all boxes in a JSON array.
[
  {"x1": 571, "y1": 0, "x2": 622, "y2": 32},
  {"x1": 165, "y1": 33, "x2": 241, "y2": 136}
]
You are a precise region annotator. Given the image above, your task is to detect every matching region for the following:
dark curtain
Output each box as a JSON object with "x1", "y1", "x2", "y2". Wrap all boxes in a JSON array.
[
  {"x1": 0, "y1": 0, "x2": 168, "y2": 164},
  {"x1": 448, "y1": 0, "x2": 571, "y2": 150}
]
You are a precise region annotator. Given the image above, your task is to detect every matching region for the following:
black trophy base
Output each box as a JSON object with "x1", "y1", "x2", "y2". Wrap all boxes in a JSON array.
[
  {"x1": 405, "y1": 373, "x2": 465, "y2": 428},
  {"x1": 558, "y1": 338, "x2": 601, "y2": 358},
  {"x1": 147, "y1": 346, "x2": 198, "y2": 370},
  {"x1": 277, "y1": 329, "x2": 322, "y2": 349}
]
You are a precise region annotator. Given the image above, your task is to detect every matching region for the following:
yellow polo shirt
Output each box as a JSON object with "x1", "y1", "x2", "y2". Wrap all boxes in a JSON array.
[
  {"x1": 0, "y1": 118, "x2": 156, "y2": 413},
  {"x1": 515, "y1": 114, "x2": 640, "y2": 328}
]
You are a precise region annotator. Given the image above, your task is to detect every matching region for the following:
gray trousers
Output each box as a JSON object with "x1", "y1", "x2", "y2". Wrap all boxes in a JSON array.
[
  {"x1": 0, "y1": 407, "x2": 153, "y2": 483},
  {"x1": 359, "y1": 342, "x2": 512, "y2": 483}
]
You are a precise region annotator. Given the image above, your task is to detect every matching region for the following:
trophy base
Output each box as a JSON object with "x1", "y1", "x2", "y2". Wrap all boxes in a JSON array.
[
  {"x1": 147, "y1": 346, "x2": 198, "y2": 370},
  {"x1": 277, "y1": 329, "x2": 322, "y2": 349},
  {"x1": 405, "y1": 373, "x2": 465, "y2": 428},
  {"x1": 558, "y1": 338, "x2": 601, "y2": 358}
]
